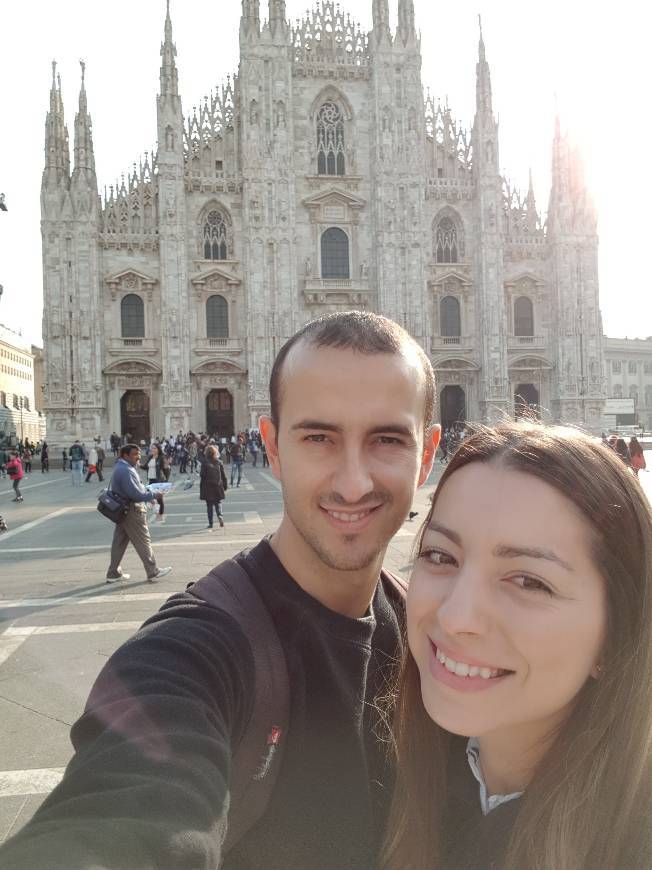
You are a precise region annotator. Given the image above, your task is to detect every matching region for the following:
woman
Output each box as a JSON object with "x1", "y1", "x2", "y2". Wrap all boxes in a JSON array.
[
  {"x1": 84, "y1": 445, "x2": 101, "y2": 483},
  {"x1": 143, "y1": 444, "x2": 166, "y2": 522},
  {"x1": 384, "y1": 421, "x2": 652, "y2": 870},
  {"x1": 614, "y1": 437, "x2": 631, "y2": 468},
  {"x1": 199, "y1": 444, "x2": 228, "y2": 530},
  {"x1": 630, "y1": 436, "x2": 646, "y2": 476},
  {"x1": 6, "y1": 451, "x2": 25, "y2": 502}
]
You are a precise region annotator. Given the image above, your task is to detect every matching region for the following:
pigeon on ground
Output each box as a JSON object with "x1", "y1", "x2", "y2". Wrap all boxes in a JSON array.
[{"x1": 408, "y1": 511, "x2": 419, "y2": 521}]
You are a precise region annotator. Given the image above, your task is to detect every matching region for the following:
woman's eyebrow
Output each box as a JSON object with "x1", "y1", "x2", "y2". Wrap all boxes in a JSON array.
[
  {"x1": 493, "y1": 544, "x2": 574, "y2": 572},
  {"x1": 426, "y1": 523, "x2": 574, "y2": 572},
  {"x1": 426, "y1": 521, "x2": 462, "y2": 547}
]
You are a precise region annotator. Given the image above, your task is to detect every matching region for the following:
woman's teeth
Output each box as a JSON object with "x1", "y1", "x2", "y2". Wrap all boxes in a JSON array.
[{"x1": 435, "y1": 647, "x2": 506, "y2": 679}]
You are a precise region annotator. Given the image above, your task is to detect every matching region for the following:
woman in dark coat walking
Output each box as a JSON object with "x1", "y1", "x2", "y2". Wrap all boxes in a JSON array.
[{"x1": 199, "y1": 444, "x2": 228, "y2": 530}]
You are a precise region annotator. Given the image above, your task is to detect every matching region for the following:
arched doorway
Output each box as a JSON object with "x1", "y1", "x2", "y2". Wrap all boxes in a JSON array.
[
  {"x1": 120, "y1": 390, "x2": 150, "y2": 443},
  {"x1": 514, "y1": 383, "x2": 540, "y2": 419},
  {"x1": 440, "y1": 385, "x2": 466, "y2": 432},
  {"x1": 206, "y1": 389, "x2": 234, "y2": 438}
]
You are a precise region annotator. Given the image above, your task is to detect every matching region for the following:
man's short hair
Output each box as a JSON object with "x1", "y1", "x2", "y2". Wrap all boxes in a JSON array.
[
  {"x1": 269, "y1": 311, "x2": 435, "y2": 432},
  {"x1": 120, "y1": 443, "x2": 140, "y2": 458}
]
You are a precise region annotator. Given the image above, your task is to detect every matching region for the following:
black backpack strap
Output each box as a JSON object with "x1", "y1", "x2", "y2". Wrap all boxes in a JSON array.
[{"x1": 186, "y1": 558, "x2": 290, "y2": 855}]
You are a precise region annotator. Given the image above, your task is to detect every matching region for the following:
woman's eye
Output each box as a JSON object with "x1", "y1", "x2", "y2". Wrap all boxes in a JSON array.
[
  {"x1": 419, "y1": 549, "x2": 456, "y2": 567},
  {"x1": 511, "y1": 575, "x2": 554, "y2": 596}
]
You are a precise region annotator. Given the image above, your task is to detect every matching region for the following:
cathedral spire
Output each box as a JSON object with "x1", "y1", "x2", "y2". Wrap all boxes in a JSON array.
[
  {"x1": 396, "y1": 0, "x2": 416, "y2": 45},
  {"x1": 268, "y1": 0, "x2": 286, "y2": 32},
  {"x1": 72, "y1": 60, "x2": 96, "y2": 182},
  {"x1": 240, "y1": 0, "x2": 260, "y2": 40},
  {"x1": 159, "y1": 0, "x2": 179, "y2": 99},
  {"x1": 372, "y1": 0, "x2": 391, "y2": 44},
  {"x1": 475, "y1": 15, "x2": 493, "y2": 119},
  {"x1": 43, "y1": 60, "x2": 70, "y2": 185}
]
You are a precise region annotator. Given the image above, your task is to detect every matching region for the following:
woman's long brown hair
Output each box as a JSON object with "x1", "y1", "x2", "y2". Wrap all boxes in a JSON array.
[{"x1": 383, "y1": 421, "x2": 652, "y2": 870}]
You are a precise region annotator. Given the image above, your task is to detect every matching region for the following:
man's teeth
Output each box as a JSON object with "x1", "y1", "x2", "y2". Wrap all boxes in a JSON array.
[
  {"x1": 328, "y1": 510, "x2": 371, "y2": 523},
  {"x1": 435, "y1": 647, "x2": 505, "y2": 679}
]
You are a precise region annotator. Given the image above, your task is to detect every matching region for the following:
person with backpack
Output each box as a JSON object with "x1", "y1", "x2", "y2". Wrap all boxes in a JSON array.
[
  {"x1": 69, "y1": 440, "x2": 84, "y2": 486},
  {"x1": 0, "y1": 312, "x2": 439, "y2": 870},
  {"x1": 230, "y1": 438, "x2": 244, "y2": 487}
]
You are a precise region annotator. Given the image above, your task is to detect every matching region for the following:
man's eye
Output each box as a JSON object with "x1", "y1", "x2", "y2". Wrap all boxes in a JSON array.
[
  {"x1": 306, "y1": 434, "x2": 328, "y2": 443},
  {"x1": 377, "y1": 436, "x2": 402, "y2": 445},
  {"x1": 419, "y1": 549, "x2": 456, "y2": 567}
]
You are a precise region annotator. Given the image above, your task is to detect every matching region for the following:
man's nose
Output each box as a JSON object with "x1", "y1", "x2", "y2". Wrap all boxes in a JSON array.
[{"x1": 330, "y1": 446, "x2": 375, "y2": 505}]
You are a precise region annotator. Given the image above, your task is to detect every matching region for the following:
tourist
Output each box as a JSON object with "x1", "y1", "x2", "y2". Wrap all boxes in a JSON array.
[
  {"x1": 188, "y1": 439, "x2": 198, "y2": 473},
  {"x1": 384, "y1": 421, "x2": 652, "y2": 870},
  {"x1": 5, "y1": 451, "x2": 24, "y2": 502},
  {"x1": 102, "y1": 444, "x2": 172, "y2": 583},
  {"x1": 615, "y1": 437, "x2": 631, "y2": 468},
  {"x1": 96, "y1": 441, "x2": 106, "y2": 479},
  {"x1": 40, "y1": 441, "x2": 49, "y2": 473},
  {"x1": 69, "y1": 440, "x2": 84, "y2": 486},
  {"x1": 229, "y1": 438, "x2": 244, "y2": 487},
  {"x1": 142, "y1": 443, "x2": 166, "y2": 523},
  {"x1": 84, "y1": 445, "x2": 104, "y2": 483},
  {"x1": 629, "y1": 436, "x2": 646, "y2": 476},
  {"x1": 0, "y1": 311, "x2": 439, "y2": 869},
  {"x1": 200, "y1": 444, "x2": 228, "y2": 530}
]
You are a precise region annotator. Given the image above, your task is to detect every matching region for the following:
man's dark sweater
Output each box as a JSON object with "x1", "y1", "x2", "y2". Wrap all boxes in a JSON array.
[{"x1": 0, "y1": 539, "x2": 403, "y2": 869}]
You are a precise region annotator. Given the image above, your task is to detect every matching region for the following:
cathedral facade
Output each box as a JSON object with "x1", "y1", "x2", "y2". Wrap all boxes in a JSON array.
[{"x1": 40, "y1": 0, "x2": 605, "y2": 445}]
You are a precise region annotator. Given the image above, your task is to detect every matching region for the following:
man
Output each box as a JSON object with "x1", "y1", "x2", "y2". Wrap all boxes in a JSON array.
[
  {"x1": 105, "y1": 443, "x2": 172, "y2": 583},
  {"x1": 95, "y1": 441, "x2": 105, "y2": 479},
  {"x1": 0, "y1": 312, "x2": 438, "y2": 869},
  {"x1": 230, "y1": 437, "x2": 244, "y2": 486},
  {"x1": 69, "y1": 439, "x2": 84, "y2": 486}
]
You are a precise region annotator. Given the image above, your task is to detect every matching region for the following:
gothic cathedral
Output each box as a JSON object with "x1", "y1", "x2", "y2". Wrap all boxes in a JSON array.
[{"x1": 40, "y1": 0, "x2": 605, "y2": 444}]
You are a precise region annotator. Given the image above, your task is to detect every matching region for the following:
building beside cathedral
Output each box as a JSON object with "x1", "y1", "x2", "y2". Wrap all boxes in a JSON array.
[{"x1": 40, "y1": 0, "x2": 605, "y2": 444}]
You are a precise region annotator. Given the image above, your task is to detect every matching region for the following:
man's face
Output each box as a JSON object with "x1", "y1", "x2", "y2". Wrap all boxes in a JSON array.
[
  {"x1": 126, "y1": 448, "x2": 141, "y2": 467},
  {"x1": 261, "y1": 344, "x2": 438, "y2": 573}
]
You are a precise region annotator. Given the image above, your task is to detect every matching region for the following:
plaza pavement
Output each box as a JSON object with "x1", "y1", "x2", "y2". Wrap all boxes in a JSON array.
[{"x1": 0, "y1": 460, "x2": 443, "y2": 845}]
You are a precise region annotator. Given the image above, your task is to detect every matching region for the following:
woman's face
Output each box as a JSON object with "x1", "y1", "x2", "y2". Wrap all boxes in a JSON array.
[
  {"x1": 408, "y1": 462, "x2": 607, "y2": 745},
  {"x1": 152, "y1": 446, "x2": 159, "y2": 458}
]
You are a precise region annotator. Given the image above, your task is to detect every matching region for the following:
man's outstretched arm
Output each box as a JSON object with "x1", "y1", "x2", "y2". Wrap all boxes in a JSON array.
[{"x1": 0, "y1": 598, "x2": 254, "y2": 869}]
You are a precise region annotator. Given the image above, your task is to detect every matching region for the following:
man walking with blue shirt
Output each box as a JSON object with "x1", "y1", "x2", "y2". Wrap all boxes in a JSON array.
[{"x1": 106, "y1": 443, "x2": 172, "y2": 583}]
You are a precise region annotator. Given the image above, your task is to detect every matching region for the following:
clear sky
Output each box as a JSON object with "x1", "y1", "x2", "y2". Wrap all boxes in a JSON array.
[{"x1": 0, "y1": 0, "x2": 649, "y2": 346}]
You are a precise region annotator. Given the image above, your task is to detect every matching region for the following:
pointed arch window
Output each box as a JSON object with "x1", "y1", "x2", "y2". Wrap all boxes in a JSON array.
[
  {"x1": 121, "y1": 294, "x2": 145, "y2": 338},
  {"x1": 514, "y1": 296, "x2": 534, "y2": 337},
  {"x1": 203, "y1": 209, "x2": 228, "y2": 260},
  {"x1": 206, "y1": 295, "x2": 229, "y2": 339},
  {"x1": 435, "y1": 216, "x2": 462, "y2": 263},
  {"x1": 317, "y1": 101, "x2": 345, "y2": 176},
  {"x1": 440, "y1": 296, "x2": 461, "y2": 337},
  {"x1": 321, "y1": 228, "x2": 350, "y2": 279}
]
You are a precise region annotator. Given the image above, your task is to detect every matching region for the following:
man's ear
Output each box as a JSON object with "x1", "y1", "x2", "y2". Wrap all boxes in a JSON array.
[
  {"x1": 417, "y1": 424, "x2": 440, "y2": 487},
  {"x1": 259, "y1": 415, "x2": 281, "y2": 480}
]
